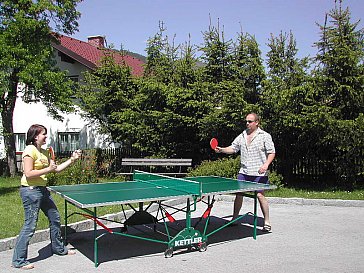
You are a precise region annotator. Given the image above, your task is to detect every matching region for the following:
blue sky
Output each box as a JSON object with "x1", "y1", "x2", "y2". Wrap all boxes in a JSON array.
[{"x1": 71, "y1": 0, "x2": 364, "y2": 59}]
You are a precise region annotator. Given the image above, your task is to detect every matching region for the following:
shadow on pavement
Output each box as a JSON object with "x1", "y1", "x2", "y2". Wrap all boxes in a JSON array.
[{"x1": 67, "y1": 214, "x2": 269, "y2": 265}]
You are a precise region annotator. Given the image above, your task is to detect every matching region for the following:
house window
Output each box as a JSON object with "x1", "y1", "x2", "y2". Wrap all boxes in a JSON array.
[
  {"x1": 68, "y1": 75, "x2": 79, "y2": 83},
  {"x1": 14, "y1": 133, "x2": 26, "y2": 152},
  {"x1": 67, "y1": 75, "x2": 79, "y2": 99},
  {"x1": 22, "y1": 87, "x2": 37, "y2": 103},
  {"x1": 58, "y1": 132, "x2": 80, "y2": 152},
  {"x1": 58, "y1": 51, "x2": 75, "y2": 63}
]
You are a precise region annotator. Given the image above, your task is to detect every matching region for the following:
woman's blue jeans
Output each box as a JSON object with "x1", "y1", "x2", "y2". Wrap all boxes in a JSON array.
[{"x1": 12, "y1": 186, "x2": 68, "y2": 268}]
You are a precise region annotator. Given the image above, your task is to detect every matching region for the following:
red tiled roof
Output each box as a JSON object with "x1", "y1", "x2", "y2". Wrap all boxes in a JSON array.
[{"x1": 53, "y1": 34, "x2": 144, "y2": 76}]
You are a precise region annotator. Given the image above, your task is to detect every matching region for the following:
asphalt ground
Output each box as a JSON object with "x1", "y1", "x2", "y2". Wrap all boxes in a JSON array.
[{"x1": 1, "y1": 196, "x2": 363, "y2": 273}]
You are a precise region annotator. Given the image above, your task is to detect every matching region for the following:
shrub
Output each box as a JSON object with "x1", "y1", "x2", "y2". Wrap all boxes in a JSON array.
[
  {"x1": 188, "y1": 156, "x2": 240, "y2": 178},
  {"x1": 268, "y1": 171, "x2": 284, "y2": 188},
  {"x1": 94, "y1": 148, "x2": 116, "y2": 177},
  {"x1": 47, "y1": 150, "x2": 98, "y2": 186}
]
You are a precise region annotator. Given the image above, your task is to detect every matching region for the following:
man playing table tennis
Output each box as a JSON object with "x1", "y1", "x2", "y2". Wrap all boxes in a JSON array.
[{"x1": 214, "y1": 113, "x2": 275, "y2": 232}]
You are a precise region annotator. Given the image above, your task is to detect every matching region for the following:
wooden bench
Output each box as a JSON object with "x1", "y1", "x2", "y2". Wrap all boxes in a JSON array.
[{"x1": 116, "y1": 158, "x2": 193, "y2": 177}]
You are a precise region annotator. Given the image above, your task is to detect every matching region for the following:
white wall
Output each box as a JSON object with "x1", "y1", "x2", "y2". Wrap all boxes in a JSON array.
[
  {"x1": 12, "y1": 96, "x2": 118, "y2": 152},
  {"x1": 0, "y1": 47, "x2": 120, "y2": 159}
]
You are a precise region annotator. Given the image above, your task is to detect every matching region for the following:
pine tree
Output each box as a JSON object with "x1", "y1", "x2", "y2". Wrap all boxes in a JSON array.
[
  {"x1": 200, "y1": 18, "x2": 233, "y2": 83},
  {"x1": 314, "y1": 0, "x2": 364, "y2": 119},
  {"x1": 232, "y1": 32, "x2": 265, "y2": 104},
  {"x1": 262, "y1": 31, "x2": 311, "y2": 181},
  {"x1": 144, "y1": 21, "x2": 177, "y2": 85},
  {"x1": 310, "y1": 0, "x2": 364, "y2": 187}
]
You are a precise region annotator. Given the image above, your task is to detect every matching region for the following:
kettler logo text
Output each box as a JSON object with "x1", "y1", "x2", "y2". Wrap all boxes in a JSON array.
[{"x1": 174, "y1": 236, "x2": 202, "y2": 247}]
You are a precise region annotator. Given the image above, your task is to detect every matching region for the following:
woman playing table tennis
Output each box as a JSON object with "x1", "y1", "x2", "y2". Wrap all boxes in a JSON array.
[
  {"x1": 12, "y1": 124, "x2": 82, "y2": 270},
  {"x1": 213, "y1": 113, "x2": 275, "y2": 232}
]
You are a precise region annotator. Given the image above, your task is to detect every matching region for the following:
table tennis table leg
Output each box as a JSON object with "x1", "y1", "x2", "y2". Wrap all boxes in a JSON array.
[
  {"x1": 165, "y1": 197, "x2": 205, "y2": 256},
  {"x1": 92, "y1": 207, "x2": 98, "y2": 267},
  {"x1": 64, "y1": 200, "x2": 68, "y2": 244},
  {"x1": 186, "y1": 198, "x2": 191, "y2": 228},
  {"x1": 253, "y1": 191, "x2": 258, "y2": 240}
]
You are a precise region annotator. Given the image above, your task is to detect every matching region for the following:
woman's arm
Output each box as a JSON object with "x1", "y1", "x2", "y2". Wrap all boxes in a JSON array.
[
  {"x1": 54, "y1": 150, "x2": 82, "y2": 172},
  {"x1": 23, "y1": 156, "x2": 57, "y2": 178}
]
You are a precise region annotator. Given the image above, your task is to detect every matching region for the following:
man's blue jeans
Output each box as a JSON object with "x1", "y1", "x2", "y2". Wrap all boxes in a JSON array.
[{"x1": 12, "y1": 186, "x2": 68, "y2": 268}]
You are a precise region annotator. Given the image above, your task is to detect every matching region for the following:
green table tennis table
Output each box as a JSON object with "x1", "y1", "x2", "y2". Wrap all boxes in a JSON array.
[{"x1": 47, "y1": 170, "x2": 276, "y2": 267}]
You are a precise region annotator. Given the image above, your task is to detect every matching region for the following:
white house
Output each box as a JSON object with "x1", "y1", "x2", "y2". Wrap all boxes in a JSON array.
[{"x1": 0, "y1": 34, "x2": 145, "y2": 161}]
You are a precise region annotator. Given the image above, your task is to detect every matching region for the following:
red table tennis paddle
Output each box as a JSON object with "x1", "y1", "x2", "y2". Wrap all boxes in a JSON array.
[
  {"x1": 210, "y1": 138, "x2": 218, "y2": 150},
  {"x1": 49, "y1": 146, "x2": 55, "y2": 161}
]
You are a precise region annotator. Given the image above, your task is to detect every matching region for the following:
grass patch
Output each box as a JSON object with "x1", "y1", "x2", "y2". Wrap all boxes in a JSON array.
[
  {"x1": 266, "y1": 187, "x2": 364, "y2": 200},
  {"x1": 1, "y1": 176, "x2": 363, "y2": 240},
  {"x1": 0, "y1": 176, "x2": 128, "y2": 240}
]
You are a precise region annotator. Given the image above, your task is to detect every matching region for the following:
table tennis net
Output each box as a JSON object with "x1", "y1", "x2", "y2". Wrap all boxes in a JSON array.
[{"x1": 133, "y1": 170, "x2": 201, "y2": 195}]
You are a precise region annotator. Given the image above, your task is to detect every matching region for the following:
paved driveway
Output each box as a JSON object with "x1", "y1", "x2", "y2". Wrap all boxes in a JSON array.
[{"x1": 1, "y1": 197, "x2": 363, "y2": 273}]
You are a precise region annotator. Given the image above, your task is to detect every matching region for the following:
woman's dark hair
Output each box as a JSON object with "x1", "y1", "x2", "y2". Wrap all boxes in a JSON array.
[{"x1": 25, "y1": 124, "x2": 47, "y2": 146}]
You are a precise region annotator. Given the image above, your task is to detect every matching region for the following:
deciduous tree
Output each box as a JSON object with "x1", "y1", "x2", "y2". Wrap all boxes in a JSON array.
[{"x1": 0, "y1": 0, "x2": 81, "y2": 176}]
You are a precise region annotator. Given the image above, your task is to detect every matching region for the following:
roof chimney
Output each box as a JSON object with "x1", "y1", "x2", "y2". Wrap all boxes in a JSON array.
[{"x1": 87, "y1": 35, "x2": 105, "y2": 48}]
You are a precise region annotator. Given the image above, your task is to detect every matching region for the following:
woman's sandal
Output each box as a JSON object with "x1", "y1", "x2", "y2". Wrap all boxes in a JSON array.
[
  {"x1": 262, "y1": 224, "x2": 272, "y2": 232},
  {"x1": 20, "y1": 263, "x2": 34, "y2": 270},
  {"x1": 67, "y1": 249, "x2": 76, "y2": 255}
]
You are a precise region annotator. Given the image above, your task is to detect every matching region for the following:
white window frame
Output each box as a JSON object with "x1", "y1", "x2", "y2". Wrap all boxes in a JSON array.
[
  {"x1": 58, "y1": 132, "x2": 80, "y2": 152},
  {"x1": 14, "y1": 133, "x2": 26, "y2": 152}
]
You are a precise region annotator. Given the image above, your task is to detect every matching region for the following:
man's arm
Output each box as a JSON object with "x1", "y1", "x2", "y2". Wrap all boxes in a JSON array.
[
  {"x1": 215, "y1": 146, "x2": 236, "y2": 154},
  {"x1": 258, "y1": 153, "x2": 276, "y2": 174}
]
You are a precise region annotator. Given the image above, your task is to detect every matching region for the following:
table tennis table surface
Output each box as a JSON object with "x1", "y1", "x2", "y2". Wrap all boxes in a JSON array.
[{"x1": 48, "y1": 170, "x2": 275, "y2": 208}]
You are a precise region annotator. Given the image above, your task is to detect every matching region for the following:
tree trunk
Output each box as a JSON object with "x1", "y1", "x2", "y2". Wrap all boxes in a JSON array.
[{"x1": 1, "y1": 70, "x2": 19, "y2": 177}]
